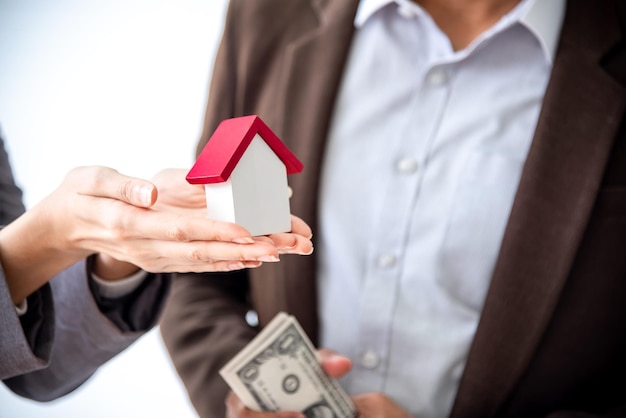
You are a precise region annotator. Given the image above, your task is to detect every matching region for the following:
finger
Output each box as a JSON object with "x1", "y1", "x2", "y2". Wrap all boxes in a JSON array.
[
  {"x1": 225, "y1": 392, "x2": 305, "y2": 418},
  {"x1": 151, "y1": 168, "x2": 207, "y2": 207},
  {"x1": 159, "y1": 260, "x2": 264, "y2": 273},
  {"x1": 100, "y1": 255, "x2": 264, "y2": 274},
  {"x1": 97, "y1": 201, "x2": 257, "y2": 244},
  {"x1": 88, "y1": 239, "x2": 279, "y2": 272},
  {"x1": 225, "y1": 391, "x2": 248, "y2": 418},
  {"x1": 290, "y1": 215, "x2": 312, "y2": 238},
  {"x1": 152, "y1": 216, "x2": 257, "y2": 244},
  {"x1": 252, "y1": 235, "x2": 276, "y2": 245},
  {"x1": 317, "y1": 348, "x2": 352, "y2": 378},
  {"x1": 76, "y1": 166, "x2": 157, "y2": 208},
  {"x1": 253, "y1": 234, "x2": 313, "y2": 256},
  {"x1": 268, "y1": 233, "x2": 313, "y2": 255},
  {"x1": 159, "y1": 259, "x2": 265, "y2": 273}
]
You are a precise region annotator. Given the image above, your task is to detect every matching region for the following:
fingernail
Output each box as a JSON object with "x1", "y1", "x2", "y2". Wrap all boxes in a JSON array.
[
  {"x1": 301, "y1": 247, "x2": 314, "y2": 255},
  {"x1": 137, "y1": 185, "x2": 155, "y2": 207},
  {"x1": 257, "y1": 255, "x2": 279, "y2": 262},
  {"x1": 232, "y1": 237, "x2": 255, "y2": 244}
]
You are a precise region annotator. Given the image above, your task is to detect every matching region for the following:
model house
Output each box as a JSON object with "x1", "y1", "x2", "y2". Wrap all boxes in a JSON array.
[{"x1": 186, "y1": 115, "x2": 304, "y2": 236}]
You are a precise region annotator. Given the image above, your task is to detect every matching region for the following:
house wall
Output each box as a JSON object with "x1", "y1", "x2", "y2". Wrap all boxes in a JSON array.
[
  {"x1": 230, "y1": 134, "x2": 291, "y2": 236},
  {"x1": 204, "y1": 181, "x2": 237, "y2": 223}
]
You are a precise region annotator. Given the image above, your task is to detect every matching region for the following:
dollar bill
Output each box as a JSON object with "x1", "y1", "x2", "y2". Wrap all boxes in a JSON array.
[{"x1": 220, "y1": 312, "x2": 357, "y2": 418}]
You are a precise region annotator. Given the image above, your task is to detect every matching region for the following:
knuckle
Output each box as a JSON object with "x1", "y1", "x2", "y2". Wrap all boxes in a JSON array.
[
  {"x1": 90, "y1": 166, "x2": 111, "y2": 188},
  {"x1": 187, "y1": 249, "x2": 205, "y2": 262},
  {"x1": 103, "y1": 218, "x2": 127, "y2": 240},
  {"x1": 108, "y1": 214, "x2": 131, "y2": 239},
  {"x1": 117, "y1": 179, "x2": 135, "y2": 202},
  {"x1": 166, "y1": 225, "x2": 189, "y2": 242}
]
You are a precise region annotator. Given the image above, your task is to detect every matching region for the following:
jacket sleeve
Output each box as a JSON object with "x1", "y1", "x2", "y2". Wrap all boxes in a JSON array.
[
  {"x1": 0, "y1": 268, "x2": 54, "y2": 381},
  {"x1": 0, "y1": 127, "x2": 172, "y2": 399},
  {"x1": 0, "y1": 130, "x2": 54, "y2": 381},
  {"x1": 2, "y1": 259, "x2": 171, "y2": 401},
  {"x1": 160, "y1": 271, "x2": 256, "y2": 418}
]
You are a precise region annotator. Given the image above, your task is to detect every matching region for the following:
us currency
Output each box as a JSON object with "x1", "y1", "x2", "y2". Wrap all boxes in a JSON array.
[{"x1": 220, "y1": 312, "x2": 357, "y2": 418}]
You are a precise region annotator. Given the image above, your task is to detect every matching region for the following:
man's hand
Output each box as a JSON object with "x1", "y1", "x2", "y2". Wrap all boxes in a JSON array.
[
  {"x1": 224, "y1": 348, "x2": 351, "y2": 418},
  {"x1": 224, "y1": 347, "x2": 414, "y2": 418}
]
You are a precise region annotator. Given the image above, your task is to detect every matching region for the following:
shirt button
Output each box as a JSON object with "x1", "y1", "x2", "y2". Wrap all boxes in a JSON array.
[
  {"x1": 361, "y1": 350, "x2": 380, "y2": 369},
  {"x1": 395, "y1": 157, "x2": 418, "y2": 174},
  {"x1": 245, "y1": 310, "x2": 259, "y2": 327},
  {"x1": 427, "y1": 69, "x2": 448, "y2": 86},
  {"x1": 377, "y1": 253, "x2": 397, "y2": 269}
]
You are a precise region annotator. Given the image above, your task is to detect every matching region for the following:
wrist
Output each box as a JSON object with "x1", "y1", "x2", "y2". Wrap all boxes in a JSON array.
[
  {"x1": 92, "y1": 253, "x2": 140, "y2": 280},
  {"x1": 0, "y1": 208, "x2": 86, "y2": 304}
]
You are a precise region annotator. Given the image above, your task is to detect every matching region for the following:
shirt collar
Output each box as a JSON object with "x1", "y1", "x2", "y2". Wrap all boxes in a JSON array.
[
  {"x1": 355, "y1": 0, "x2": 565, "y2": 62},
  {"x1": 519, "y1": 0, "x2": 565, "y2": 62}
]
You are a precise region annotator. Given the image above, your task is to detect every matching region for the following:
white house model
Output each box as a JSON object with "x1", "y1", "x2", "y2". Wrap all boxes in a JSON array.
[{"x1": 186, "y1": 115, "x2": 304, "y2": 236}]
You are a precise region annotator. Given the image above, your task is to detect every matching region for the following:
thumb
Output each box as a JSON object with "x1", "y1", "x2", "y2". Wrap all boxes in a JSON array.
[
  {"x1": 120, "y1": 178, "x2": 157, "y2": 208},
  {"x1": 76, "y1": 166, "x2": 158, "y2": 208},
  {"x1": 317, "y1": 348, "x2": 352, "y2": 378}
]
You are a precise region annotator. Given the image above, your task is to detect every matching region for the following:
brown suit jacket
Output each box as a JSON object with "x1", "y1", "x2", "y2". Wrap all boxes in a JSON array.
[{"x1": 160, "y1": 0, "x2": 626, "y2": 416}]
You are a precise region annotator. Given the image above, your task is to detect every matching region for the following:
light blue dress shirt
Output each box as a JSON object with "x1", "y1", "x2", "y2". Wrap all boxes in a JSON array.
[{"x1": 317, "y1": 0, "x2": 565, "y2": 416}]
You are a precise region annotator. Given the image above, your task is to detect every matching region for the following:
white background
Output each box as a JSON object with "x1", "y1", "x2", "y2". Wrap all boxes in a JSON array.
[{"x1": 0, "y1": 0, "x2": 228, "y2": 416}]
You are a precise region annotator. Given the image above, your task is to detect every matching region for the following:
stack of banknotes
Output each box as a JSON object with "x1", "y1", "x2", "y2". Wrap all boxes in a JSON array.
[{"x1": 220, "y1": 312, "x2": 358, "y2": 418}]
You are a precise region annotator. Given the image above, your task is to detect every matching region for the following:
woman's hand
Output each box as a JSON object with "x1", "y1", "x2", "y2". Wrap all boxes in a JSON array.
[
  {"x1": 0, "y1": 166, "x2": 313, "y2": 303},
  {"x1": 149, "y1": 168, "x2": 313, "y2": 257}
]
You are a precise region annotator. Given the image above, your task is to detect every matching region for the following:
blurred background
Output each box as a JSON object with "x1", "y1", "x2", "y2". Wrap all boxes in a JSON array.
[{"x1": 0, "y1": 0, "x2": 228, "y2": 416}]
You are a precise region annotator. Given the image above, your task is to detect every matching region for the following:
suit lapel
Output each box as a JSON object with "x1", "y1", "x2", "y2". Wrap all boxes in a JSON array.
[
  {"x1": 451, "y1": 1, "x2": 626, "y2": 416},
  {"x1": 275, "y1": 0, "x2": 360, "y2": 198},
  {"x1": 265, "y1": 0, "x2": 360, "y2": 340}
]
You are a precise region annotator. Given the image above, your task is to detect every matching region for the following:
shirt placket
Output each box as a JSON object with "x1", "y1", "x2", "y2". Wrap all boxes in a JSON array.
[{"x1": 352, "y1": 31, "x2": 454, "y2": 392}]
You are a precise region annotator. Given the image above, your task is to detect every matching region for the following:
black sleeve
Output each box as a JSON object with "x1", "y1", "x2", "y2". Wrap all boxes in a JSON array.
[{"x1": 86, "y1": 256, "x2": 171, "y2": 332}]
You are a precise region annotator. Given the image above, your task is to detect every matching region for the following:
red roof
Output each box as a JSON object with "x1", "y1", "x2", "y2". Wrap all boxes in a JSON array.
[{"x1": 186, "y1": 115, "x2": 304, "y2": 184}]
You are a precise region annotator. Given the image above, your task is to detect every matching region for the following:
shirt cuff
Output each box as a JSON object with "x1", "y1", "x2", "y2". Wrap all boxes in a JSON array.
[{"x1": 91, "y1": 269, "x2": 149, "y2": 299}]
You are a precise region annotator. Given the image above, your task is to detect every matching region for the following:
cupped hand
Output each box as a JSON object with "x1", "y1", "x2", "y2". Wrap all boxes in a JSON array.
[
  {"x1": 223, "y1": 348, "x2": 350, "y2": 418},
  {"x1": 149, "y1": 168, "x2": 314, "y2": 257},
  {"x1": 51, "y1": 166, "x2": 297, "y2": 275},
  {"x1": 0, "y1": 166, "x2": 313, "y2": 303},
  {"x1": 149, "y1": 168, "x2": 207, "y2": 217}
]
